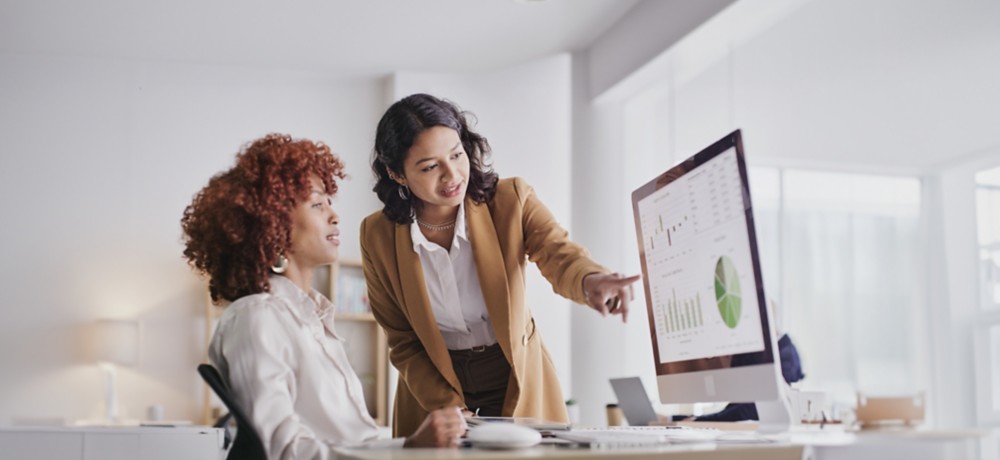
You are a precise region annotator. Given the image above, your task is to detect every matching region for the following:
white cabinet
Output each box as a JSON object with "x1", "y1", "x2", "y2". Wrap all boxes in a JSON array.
[{"x1": 0, "y1": 426, "x2": 225, "y2": 460}]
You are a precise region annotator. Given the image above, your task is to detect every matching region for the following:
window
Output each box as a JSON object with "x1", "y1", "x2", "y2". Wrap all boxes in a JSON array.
[
  {"x1": 992, "y1": 325, "x2": 1000, "y2": 413},
  {"x1": 748, "y1": 168, "x2": 925, "y2": 401},
  {"x1": 976, "y1": 166, "x2": 1000, "y2": 312},
  {"x1": 974, "y1": 165, "x2": 1000, "y2": 424}
]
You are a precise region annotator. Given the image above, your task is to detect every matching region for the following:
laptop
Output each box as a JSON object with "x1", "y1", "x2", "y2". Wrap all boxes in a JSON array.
[{"x1": 610, "y1": 377, "x2": 660, "y2": 426}]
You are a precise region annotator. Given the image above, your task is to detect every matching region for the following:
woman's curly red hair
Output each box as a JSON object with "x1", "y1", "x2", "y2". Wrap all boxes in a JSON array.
[{"x1": 181, "y1": 133, "x2": 346, "y2": 303}]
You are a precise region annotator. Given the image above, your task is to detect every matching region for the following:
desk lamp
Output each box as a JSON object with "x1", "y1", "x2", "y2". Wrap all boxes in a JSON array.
[{"x1": 92, "y1": 319, "x2": 140, "y2": 425}]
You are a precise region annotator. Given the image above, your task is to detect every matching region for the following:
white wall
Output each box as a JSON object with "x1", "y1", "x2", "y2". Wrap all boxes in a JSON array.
[
  {"x1": 570, "y1": 50, "x2": 637, "y2": 426},
  {"x1": 681, "y1": 0, "x2": 1000, "y2": 173},
  {"x1": 0, "y1": 53, "x2": 384, "y2": 424},
  {"x1": 389, "y1": 54, "x2": 577, "y2": 400},
  {"x1": 587, "y1": 0, "x2": 735, "y2": 100}
]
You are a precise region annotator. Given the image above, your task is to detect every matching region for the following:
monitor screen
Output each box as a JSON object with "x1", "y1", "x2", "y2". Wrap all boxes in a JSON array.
[{"x1": 632, "y1": 130, "x2": 776, "y2": 389}]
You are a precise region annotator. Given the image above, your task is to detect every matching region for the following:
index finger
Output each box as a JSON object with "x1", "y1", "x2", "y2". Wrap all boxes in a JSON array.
[
  {"x1": 613, "y1": 274, "x2": 641, "y2": 287},
  {"x1": 616, "y1": 282, "x2": 634, "y2": 322}
]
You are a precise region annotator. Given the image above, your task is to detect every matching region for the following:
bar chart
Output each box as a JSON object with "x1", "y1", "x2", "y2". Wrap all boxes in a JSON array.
[{"x1": 663, "y1": 289, "x2": 704, "y2": 333}]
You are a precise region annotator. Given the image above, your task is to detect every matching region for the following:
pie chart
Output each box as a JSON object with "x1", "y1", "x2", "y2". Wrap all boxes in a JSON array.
[{"x1": 714, "y1": 255, "x2": 742, "y2": 329}]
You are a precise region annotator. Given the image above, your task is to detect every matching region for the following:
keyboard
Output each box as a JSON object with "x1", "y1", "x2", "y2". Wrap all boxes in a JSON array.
[
  {"x1": 552, "y1": 426, "x2": 721, "y2": 448},
  {"x1": 576, "y1": 426, "x2": 704, "y2": 432}
]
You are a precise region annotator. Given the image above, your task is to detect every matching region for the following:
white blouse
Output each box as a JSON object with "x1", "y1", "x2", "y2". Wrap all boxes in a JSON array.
[
  {"x1": 410, "y1": 201, "x2": 497, "y2": 350},
  {"x1": 209, "y1": 275, "x2": 402, "y2": 460}
]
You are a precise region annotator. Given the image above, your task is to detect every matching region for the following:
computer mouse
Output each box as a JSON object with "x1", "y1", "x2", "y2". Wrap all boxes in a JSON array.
[{"x1": 465, "y1": 423, "x2": 542, "y2": 449}]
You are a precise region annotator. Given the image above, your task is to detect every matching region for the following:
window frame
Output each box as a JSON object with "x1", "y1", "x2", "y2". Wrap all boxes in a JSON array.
[{"x1": 974, "y1": 167, "x2": 1000, "y2": 425}]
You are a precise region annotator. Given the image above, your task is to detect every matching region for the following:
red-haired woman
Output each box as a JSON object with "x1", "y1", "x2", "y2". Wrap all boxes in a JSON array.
[{"x1": 182, "y1": 134, "x2": 466, "y2": 459}]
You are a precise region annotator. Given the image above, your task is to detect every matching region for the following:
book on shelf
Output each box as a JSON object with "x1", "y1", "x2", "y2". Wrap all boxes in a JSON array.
[{"x1": 335, "y1": 270, "x2": 370, "y2": 314}]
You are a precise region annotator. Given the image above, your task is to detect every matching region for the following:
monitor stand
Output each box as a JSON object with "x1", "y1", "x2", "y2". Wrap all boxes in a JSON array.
[{"x1": 755, "y1": 381, "x2": 795, "y2": 433}]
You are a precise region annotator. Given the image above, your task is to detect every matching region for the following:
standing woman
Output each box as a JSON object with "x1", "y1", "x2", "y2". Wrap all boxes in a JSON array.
[
  {"x1": 360, "y1": 94, "x2": 640, "y2": 437},
  {"x1": 181, "y1": 134, "x2": 466, "y2": 459}
]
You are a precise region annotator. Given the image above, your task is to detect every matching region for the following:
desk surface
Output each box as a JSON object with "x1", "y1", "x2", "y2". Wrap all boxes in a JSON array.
[
  {"x1": 336, "y1": 444, "x2": 804, "y2": 460},
  {"x1": 335, "y1": 427, "x2": 988, "y2": 460}
]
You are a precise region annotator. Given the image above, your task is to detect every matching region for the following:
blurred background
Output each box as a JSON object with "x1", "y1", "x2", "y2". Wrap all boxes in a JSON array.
[{"x1": 0, "y1": 0, "x2": 997, "y2": 435}]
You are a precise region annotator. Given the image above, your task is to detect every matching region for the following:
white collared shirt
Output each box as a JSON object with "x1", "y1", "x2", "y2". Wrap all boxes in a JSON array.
[
  {"x1": 410, "y1": 201, "x2": 496, "y2": 350},
  {"x1": 209, "y1": 275, "x2": 402, "y2": 460}
]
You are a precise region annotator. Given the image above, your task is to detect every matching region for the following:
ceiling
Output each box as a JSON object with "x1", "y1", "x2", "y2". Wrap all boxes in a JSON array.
[{"x1": 0, "y1": 0, "x2": 640, "y2": 74}]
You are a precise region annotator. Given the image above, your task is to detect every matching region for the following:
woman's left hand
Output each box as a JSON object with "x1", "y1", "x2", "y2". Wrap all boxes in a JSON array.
[
  {"x1": 404, "y1": 407, "x2": 468, "y2": 448},
  {"x1": 582, "y1": 272, "x2": 641, "y2": 322}
]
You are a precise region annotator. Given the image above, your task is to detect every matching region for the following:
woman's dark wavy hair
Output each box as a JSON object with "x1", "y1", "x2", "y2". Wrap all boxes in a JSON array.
[
  {"x1": 181, "y1": 133, "x2": 346, "y2": 303},
  {"x1": 371, "y1": 93, "x2": 498, "y2": 224}
]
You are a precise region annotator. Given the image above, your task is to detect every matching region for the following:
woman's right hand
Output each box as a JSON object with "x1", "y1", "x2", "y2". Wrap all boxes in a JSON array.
[
  {"x1": 582, "y1": 272, "x2": 641, "y2": 322},
  {"x1": 404, "y1": 407, "x2": 468, "y2": 448}
]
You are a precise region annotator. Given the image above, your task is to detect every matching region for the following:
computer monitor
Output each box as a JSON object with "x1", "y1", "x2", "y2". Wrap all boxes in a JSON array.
[{"x1": 630, "y1": 130, "x2": 792, "y2": 429}]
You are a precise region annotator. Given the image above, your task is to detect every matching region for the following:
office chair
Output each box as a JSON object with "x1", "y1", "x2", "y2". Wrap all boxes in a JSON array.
[{"x1": 197, "y1": 364, "x2": 268, "y2": 460}]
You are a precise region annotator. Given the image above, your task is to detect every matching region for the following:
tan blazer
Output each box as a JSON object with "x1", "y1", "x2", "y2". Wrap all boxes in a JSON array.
[{"x1": 360, "y1": 177, "x2": 607, "y2": 437}]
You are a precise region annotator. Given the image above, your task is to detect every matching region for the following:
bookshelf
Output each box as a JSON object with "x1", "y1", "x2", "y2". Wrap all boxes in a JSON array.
[
  {"x1": 202, "y1": 259, "x2": 389, "y2": 427},
  {"x1": 330, "y1": 259, "x2": 389, "y2": 427}
]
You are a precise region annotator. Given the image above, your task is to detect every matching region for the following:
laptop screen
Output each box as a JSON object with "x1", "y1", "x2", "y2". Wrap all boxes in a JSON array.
[{"x1": 609, "y1": 377, "x2": 659, "y2": 426}]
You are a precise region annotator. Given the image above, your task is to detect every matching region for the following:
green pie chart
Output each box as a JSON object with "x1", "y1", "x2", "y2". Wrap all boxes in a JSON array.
[{"x1": 714, "y1": 255, "x2": 742, "y2": 329}]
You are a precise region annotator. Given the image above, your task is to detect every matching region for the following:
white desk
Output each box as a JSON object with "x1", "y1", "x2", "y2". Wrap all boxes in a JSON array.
[
  {"x1": 792, "y1": 428, "x2": 984, "y2": 460},
  {"x1": 337, "y1": 444, "x2": 805, "y2": 460},
  {"x1": 334, "y1": 427, "x2": 989, "y2": 460},
  {"x1": 0, "y1": 425, "x2": 226, "y2": 460}
]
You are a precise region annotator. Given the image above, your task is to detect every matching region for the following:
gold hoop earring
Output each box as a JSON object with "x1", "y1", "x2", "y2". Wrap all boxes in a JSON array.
[{"x1": 271, "y1": 254, "x2": 288, "y2": 274}]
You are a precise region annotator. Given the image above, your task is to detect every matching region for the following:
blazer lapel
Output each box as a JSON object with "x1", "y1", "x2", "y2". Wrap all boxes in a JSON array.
[
  {"x1": 394, "y1": 222, "x2": 463, "y2": 393},
  {"x1": 466, "y1": 198, "x2": 513, "y2": 360}
]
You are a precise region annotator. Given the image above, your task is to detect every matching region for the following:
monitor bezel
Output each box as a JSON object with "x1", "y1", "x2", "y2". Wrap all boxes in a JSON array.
[{"x1": 631, "y1": 129, "x2": 776, "y2": 378}]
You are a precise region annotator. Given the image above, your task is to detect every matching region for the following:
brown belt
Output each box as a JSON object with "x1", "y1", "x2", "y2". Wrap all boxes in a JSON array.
[{"x1": 448, "y1": 342, "x2": 500, "y2": 358}]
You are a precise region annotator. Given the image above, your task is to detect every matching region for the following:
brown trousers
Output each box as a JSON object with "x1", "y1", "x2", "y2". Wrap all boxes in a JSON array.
[{"x1": 448, "y1": 343, "x2": 511, "y2": 416}]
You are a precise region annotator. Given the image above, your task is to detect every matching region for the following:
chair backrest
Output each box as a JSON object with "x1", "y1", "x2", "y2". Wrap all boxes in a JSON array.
[{"x1": 198, "y1": 364, "x2": 268, "y2": 460}]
